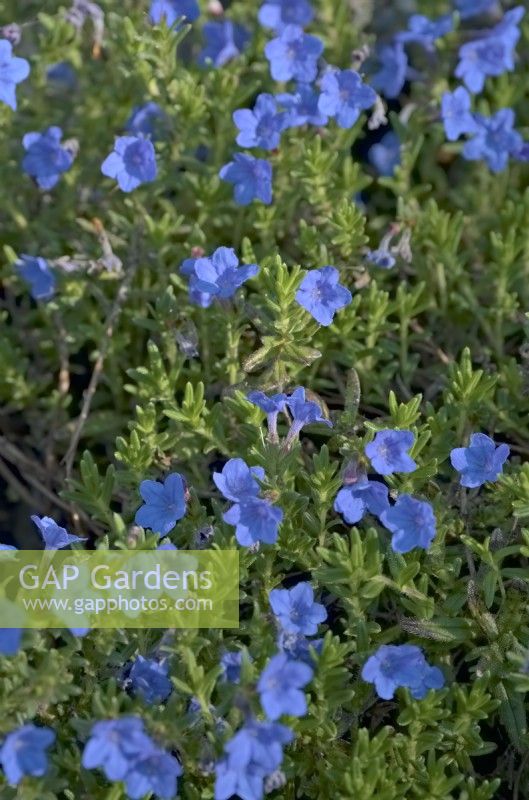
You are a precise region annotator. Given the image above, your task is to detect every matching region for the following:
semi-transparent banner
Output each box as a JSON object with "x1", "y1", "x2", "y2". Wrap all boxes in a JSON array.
[{"x1": 0, "y1": 550, "x2": 239, "y2": 628}]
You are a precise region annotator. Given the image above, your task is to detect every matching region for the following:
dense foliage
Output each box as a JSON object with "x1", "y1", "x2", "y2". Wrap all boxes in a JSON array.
[{"x1": 2, "y1": 0, "x2": 529, "y2": 798}]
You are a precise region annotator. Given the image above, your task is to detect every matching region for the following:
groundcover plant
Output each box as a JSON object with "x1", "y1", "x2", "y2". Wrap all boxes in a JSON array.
[{"x1": 2, "y1": 0, "x2": 529, "y2": 797}]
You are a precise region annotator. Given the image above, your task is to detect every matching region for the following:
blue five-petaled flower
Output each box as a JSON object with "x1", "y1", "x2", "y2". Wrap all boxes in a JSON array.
[
  {"x1": 134, "y1": 472, "x2": 186, "y2": 536},
  {"x1": 31, "y1": 515, "x2": 87, "y2": 549},
  {"x1": 278, "y1": 84, "x2": 328, "y2": 127},
  {"x1": 224, "y1": 498, "x2": 283, "y2": 547},
  {"x1": 128, "y1": 656, "x2": 172, "y2": 705},
  {"x1": 295, "y1": 266, "x2": 352, "y2": 326},
  {"x1": 440, "y1": 87, "x2": 478, "y2": 142},
  {"x1": 22, "y1": 127, "x2": 74, "y2": 190},
  {"x1": 380, "y1": 495, "x2": 436, "y2": 553},
  {"x1": 455, "y1": 7, "x2": 525, "y2": 94},
  {"x1": 16, "y1": 255, "x2": 56, "y2": 301},
  {"x1": 101, "y1": 136, "x2": 157, "y2": 192},
  {"x1": 213, "y1": 458, "x2": 265, "y2": 503},
  {"x1": 365, "y1": 429, "x2": 417, "y2": 475},
  {"x1": 450, "y1": 433, "x2": 510, "y2": 488},
  {"x1": 198, "y1": 21, "x2": 250, "y2": 68},
  {"x1": 264, "y1": 25, "x2": 323, "y2": 84},
  {"x1": 334, "y1": 476, "x2": 390, "y2": 524},
  {"x1": 0, "y1": 725, "x2": 55, "y2": 786},
  {"x1": 318, "y1": 69, "x2": 377, "y2": 128},
  {"x1": 233, "y1": 93, "x2": 287, "y2": 150},
  {"x1": 191, "y1": 247, "x2": 259, "y2": 301},
  {"x1": 286, "y1": 387, "x2": 332, "y2": 442},
  {"x1": 0, "y1": 38, "x2": 29, "y2": 110},
  {"x1": 257, "y1": 652, "x2": 313, "y2": 720},
  {"x1": 361, "y1": 644, "x2": 444, "y2": 700},
  {"x1": 370, "y1": 42, "x2": 408, "y2": 99},
  {"x1": 462, "y1": 109, "x2": 523, "y2": 173},
  {"x1": 269, "y1": 582, "x2": 327, "y2": 635},
  {"x1": 219, "y1": 153, "x2": 273, "y2": 206},
  {"x1": 247, "y1": 391, "x2": 287, "y2": 439}
]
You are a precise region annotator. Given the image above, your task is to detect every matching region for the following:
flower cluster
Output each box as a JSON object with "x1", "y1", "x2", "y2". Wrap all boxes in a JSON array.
[
  {"x1": 218, "y1": 0, "x2": 377, "y2": 207},
  {"x1": 82, "y1": 717, "x2": 183, "y2": 799},
  {"x1": 248, "y1": 386, "x2": 332, "y2": 446},
  {"x1": 214, "y1": 580, "x2": 326, "y2": 799},
  {"x1": 214, "y1": 458, "x2": 283, "y2": 546}
]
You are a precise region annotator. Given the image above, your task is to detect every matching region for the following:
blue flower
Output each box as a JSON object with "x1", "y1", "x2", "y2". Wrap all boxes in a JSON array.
[
  {"x1": 16, "y1": 255, "x2": 56, "y2": 300},
  {"x1": 455, "y1": 7, "x2": 525, "y2": 94},
  {"x1": 219, "y1": 153, "x2": 273, "y2": 206},
  {"x1": 450, "y1": 433, "x2": 510, "y2": 488},
  {"x1": 269, "y1": 582, "x2": 326, "y2": 635},
  {"x1": 22, "y1": 127, "x2": 73, "y2": 190},
  {"x1": 365, "y1": 248, "x2": 396, "y2": 270},
  {"x1": 134, "y1": 473, "x2": 186, "y2": 535},
  {"x1": 264, "y1": 25, "x2": 323, "y2": 84},
  {"x1": 225, "y1": 719, "x2": 294, "y2": 773},
  {"x1": 124, "y1": 748, "x2": 183, "y2": 800},
  {"x1": 361, "y1": 644, "x2": 444, "y2": 700},
  {"x1": 365, "y1": 429, "x2": 417, "y2": 475},
  {"x1": 126, "y1": 102, "x2": 166, "y2": 139},
  {"x1": 215, "y1": 720, "x2": 293, "y2": 800},
  {"x1": 220, "y1": 650, "x2": 247, "y2": 683},
  {"x1": 454, "y1": 0, "x2": 496, "y2": 18},
  {"x1": 31, "y1": 515, "x2": 87, "y2": 549},
  {"x1": 82, "y1": 717, "x2": 155, "y2": 781},
  {"x1": 295, "y1": 266, "x2": 352, "y2": 326},
  {"x1": 128, "y1": 656, "x2": 172, "y2": 704},
  {"x1": 149, "y1": 0, "x2": 200, "y2": 26},
  {"x1": 334, "y1": 478, "x2": 390, "y2": 524},
  {"x1": 440, "y1": 87, "x2": 478, "y2": 141},
  {"x1": 247, "y1": 391, "x2": 287, "y2": 416},
  {"x1": 199, "y1": 21, "x2": 250, "y2": 67},
  {"x1": 258, "y1": 0, "x2": 314, "y2": 31},
  {"x1": 277, "y1": 630, "x2": 323, "y2": 664},
  {"x1": 462, "y1": 109, "x2": 523, "y2": 172},
  {"x1": 318, "y1": 69, "x2": 376, "y2": 129},
  {"x1": 233, "y1": 93, "x2": 287, "y2": 150},
  {"x1": 47, "y1": 61, "x2": 77, "y2": 89},
  {"x1": 0, "y1": 724, "x2": 55, "y2": 785},
  {"x1": 368, "y1": 131, "x2": 401, "y2": 176},
  {"x1": 213, "y1": 458, "x2": 265, "y2": 503},
  {"x1": 180, "y1": 257, "x2": 213, "y2": 308},
  {"x1": 0, "y1": 39, "x2": 30, "y2": 110},
  {"x1": 380, "y1": 495, "x2": 436, "y2": 553},
  {"x1": 0, "y1": 628, "x2": 22, "y2": 655},
  {"x1": 191, "y1": 247, "x2": 259, "y2": 299},
  {"x1": 101, "y1": 136, "x2": 157, "y2": 192},
  {"x1": 257, "y1": 652, "x2": 313, "y2": 719},
  {"x1": 247, "y1": 391, "x2": 287, "y2": 440},
  {"x1": 277, "y1": 83, "x2": 328, "y2": 127},
  {"x1": 215, "y1": 758, "x2": 264, "y2": 800},
  {"x1": 370, "y1": 42, "x2": 408, "y2": 99},
  {"x1": 286, "y1": 387, "x2": 332, "y2": 441},
  {"x1": 397, "y1": 14, "x2": 453, "y2": 50},
  {"x1": 223, "y1": 497, "x2": 283, "y2": 546}
]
